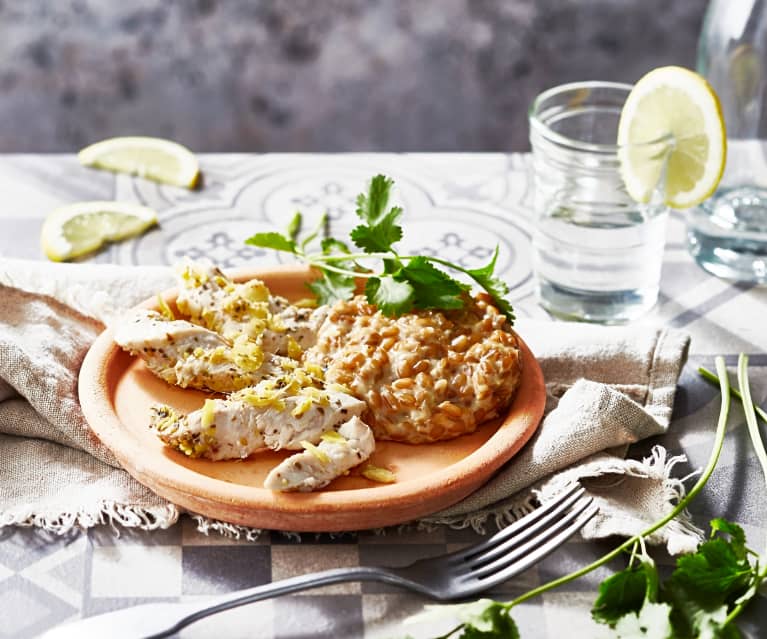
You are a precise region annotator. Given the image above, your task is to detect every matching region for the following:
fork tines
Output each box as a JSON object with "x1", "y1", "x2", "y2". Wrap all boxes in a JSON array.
[{"x1": 452, "y1": 482, "x2": 598, "y2": 592}]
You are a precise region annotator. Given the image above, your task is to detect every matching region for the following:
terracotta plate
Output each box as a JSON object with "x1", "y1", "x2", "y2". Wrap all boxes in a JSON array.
[{"x1": 78, "y1": 265, "x2": 546, "y2": 532}]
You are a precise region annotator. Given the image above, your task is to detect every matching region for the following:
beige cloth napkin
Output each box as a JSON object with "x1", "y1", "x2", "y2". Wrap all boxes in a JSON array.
[{"x1": 0, "y1": 259, "x2": 697, "y2": 552}]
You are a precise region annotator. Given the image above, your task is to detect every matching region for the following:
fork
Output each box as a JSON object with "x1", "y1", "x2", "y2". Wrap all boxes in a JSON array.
[{"x1": 40, "y1": 482, "x2": 597, "y2": 639}]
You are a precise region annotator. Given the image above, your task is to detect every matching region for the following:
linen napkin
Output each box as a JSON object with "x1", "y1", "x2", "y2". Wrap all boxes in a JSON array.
[{"x1": 0, "y1": 258, "x2": 697, "y2": 552}]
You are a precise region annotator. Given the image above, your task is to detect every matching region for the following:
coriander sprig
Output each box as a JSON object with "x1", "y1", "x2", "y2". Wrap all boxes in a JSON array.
[
  {"x1": 245, "y1": 175, "x2": 514, "y2": 322},
  {"x1": 407, "y1": 355, "x2": 767, "y2": 638}
]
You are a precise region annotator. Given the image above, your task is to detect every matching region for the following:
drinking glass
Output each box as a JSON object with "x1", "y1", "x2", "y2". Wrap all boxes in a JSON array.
[
  {"x1": 687, "y1": 0, "x2": 767, "y2": 281},
  {"x1": 529, "y1": 81, "x2": 670, "y2": 324}
]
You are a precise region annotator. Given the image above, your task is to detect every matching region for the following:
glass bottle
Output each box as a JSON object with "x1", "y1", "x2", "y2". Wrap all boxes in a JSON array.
[{"x1": 687, "y1": 0, "x2": 767, "y2": 281}]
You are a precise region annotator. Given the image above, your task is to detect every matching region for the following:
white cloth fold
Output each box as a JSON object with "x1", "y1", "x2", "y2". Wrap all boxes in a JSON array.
[{"x1": 0, "y1": 259, "x2": 696, "y2": 551}]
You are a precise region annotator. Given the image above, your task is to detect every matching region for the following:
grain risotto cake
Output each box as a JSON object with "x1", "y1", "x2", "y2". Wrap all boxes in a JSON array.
[{"x1": 303, "y1": 293, "x2": 522, "y2": 444}]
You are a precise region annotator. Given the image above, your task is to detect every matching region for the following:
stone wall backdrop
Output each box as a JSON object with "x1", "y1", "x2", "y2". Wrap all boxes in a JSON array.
[{"x1": 0, "y1": 0, "x2": 709, "y2": 152}]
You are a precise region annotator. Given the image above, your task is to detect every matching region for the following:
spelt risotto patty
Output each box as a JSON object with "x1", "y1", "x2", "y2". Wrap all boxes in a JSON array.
[{"x1": 303, "y1": 293, "x2": 522, "y2": 444}]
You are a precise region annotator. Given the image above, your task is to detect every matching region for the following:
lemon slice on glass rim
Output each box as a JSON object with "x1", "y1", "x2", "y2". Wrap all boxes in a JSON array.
[
  {"x1": 41, "y1": 201, "x2": 158, "y2": 262},
  {"x1": 78, "y1": 136, "x2": 200, "y2": 189},
  {"x1": 617, "y1": 66, "x2": 727, "y2": 209}
]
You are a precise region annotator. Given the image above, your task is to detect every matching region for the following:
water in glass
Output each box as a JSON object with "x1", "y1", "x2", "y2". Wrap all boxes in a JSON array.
[{"x1": 529, "y1": 82, "x2": 669, "y2": 323}]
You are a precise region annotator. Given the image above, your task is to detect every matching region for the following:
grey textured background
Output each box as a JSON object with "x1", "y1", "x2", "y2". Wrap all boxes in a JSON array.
[{"x1": 0, "y1": 0, "x2": 708, "y2": 152}]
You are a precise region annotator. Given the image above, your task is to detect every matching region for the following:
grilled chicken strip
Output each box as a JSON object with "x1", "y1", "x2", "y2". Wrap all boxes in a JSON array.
[
  {"x1": 149, "y1": 384, "x2": 368, "y2": 461},
  {"x1": 264, "y1": 416, "x2": 375, "y2": 492},
  {"x1": 114, "y1": 309, "x2": 283, "y2": 392},
  {"x1": 174, "y1": 260, "x2": 326, "y2": 354}
]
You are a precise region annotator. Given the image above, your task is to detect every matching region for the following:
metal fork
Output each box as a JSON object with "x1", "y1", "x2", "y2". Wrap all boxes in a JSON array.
[{"x1": 40, "y1": 483, "x2": 597, "y2": 639}]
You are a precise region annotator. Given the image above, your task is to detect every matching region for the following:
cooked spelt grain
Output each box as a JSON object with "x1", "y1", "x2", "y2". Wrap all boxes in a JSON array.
[{"x1": 303, "y1": 295, "x2": 522, "y2": 443}]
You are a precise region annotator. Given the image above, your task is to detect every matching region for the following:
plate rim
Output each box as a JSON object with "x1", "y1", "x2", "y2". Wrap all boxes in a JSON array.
[{"x1": 78, "y1": 264, "x2": 546, "y2": 531}]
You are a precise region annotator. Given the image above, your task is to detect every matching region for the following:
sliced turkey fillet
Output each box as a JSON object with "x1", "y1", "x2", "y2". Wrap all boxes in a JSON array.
[
  {"x1": 113, "y1": 309, "x2": 281, "y2": 392},
  {"x1": 174, "y1": 260, "x2": 326, "y2": 354},
  {"x1": 264, "y1": 416, "x2": 375, "y2": 492},
  {"x1": 149, "y1": 389, "x2": 367, "y2": 461}
]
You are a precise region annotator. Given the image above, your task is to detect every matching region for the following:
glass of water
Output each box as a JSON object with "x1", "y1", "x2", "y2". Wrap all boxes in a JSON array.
[
  {"x1": 687, "y1": 0, "x2": 767, "y2": 281},
  {"x1": 528, "y1": 81, "x2": 670, "y2": 324}
]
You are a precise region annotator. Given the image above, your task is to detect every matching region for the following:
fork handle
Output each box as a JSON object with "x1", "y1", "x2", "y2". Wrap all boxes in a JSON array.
[{"x1": 150, "y1": 565, "x2": 420, "y2": 638}]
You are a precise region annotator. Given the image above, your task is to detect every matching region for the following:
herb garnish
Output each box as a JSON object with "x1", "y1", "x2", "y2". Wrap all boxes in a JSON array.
[
  {"x1": 245, "y1": 175, "x2": 514, "y2": 322},
  {"x1": 405, "y1": 355, "x2": 767, "y2": 638}
]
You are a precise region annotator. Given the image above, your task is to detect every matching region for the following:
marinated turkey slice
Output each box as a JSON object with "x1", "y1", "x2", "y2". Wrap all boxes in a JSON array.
[
  {"x1": 149, "y1": 385, "x2": 367, "y2": 461},
  {"x1": 174, "y1": 260, "x2": 326, "y2": 355},
  {"x1": 264, "y1": 416, "x2": 375, "y2": 492},
  {"x1": 113, "y1": 309, "x2": 284, "y2": 392}
]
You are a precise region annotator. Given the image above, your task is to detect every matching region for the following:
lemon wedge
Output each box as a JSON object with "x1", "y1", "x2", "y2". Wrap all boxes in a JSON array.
[
  {"x1": 78, "y1": 136, "x2": 200, "y2": 189},
  {"x1": 618, "y1": 66, "x2": 726, "y2": 209},
  {"x1": 41, "y1": 201, "x2": 158, "y2": 262}
]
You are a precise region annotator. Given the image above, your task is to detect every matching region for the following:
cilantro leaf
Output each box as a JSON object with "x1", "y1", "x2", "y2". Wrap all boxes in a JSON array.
[
  {"x1": 244, "y1": 174, "x2": 515, "y2": 321},
  {"x1": 355, "y1": 174, "x2": 393, "y2": 224},
  {"x1": 592, "y1": 561, "x2": 656, "y2": 627},
  {"x1": 402, "y1": 599, "x2": 518, "y2": 639},
  {"x1": 670, "y1": 537, "x2": 753, "y2": 601},
  {"x1": 709, "y1": 519, "x2": 747, "y2": 561},
  {"x1": 592, "y1": 523, "x2": 756, "y2": 639},
  {"x1": 465, "y1": 246, "x2": 514, "y2": 322},
  {"x1": 401, "y1": 256, "x2": 468, "y2": 310},
  {"x1": 661, "y1": 521, "x2": 755, "y2": 639},
  {"x1": 350, "y1": 176, "x2": 404, "y2": 253},
  {"x1": 245, "y1": 231, "x2": 297, "y2": 254},
  {"x1": 454, "y1": 599, "x2": 520, "y2": 639},
  {"x1": 381, "y1": 257, "x2": 401, "y2": 275},
  {"x1": 365, "y1": 275, "x2": 414, "y2": 316},
  {"x1": 350, "y1": 206, "x2": 403, "y2": 253},
  {"x1": 306, "y1": 271, "x2": 356, "y2": 306},
  {"x1": 612, "y1": 601, "x2": 674, "y2": 638}
]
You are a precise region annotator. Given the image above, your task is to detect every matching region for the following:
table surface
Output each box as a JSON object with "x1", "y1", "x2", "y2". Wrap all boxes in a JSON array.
[{"x1": 2, "y1": 153, "x2": 767, "y2": 639}]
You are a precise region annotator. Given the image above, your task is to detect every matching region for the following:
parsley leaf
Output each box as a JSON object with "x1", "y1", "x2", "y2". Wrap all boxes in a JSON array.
[
  {"x1": 245, "y1": 231, "x2": 297, "y2": 254},
  {"x1": 306, "y1": 271, "x2": 356, "y2": 306},
  {"x1": 365, "y1": 275, "x2": 414, "y2": 316}
]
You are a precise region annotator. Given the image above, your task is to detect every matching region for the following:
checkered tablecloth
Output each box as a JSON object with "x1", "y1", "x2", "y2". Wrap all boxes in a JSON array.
[{"x1": 2, "y1": 153, "x2": 767, "y2": 638}]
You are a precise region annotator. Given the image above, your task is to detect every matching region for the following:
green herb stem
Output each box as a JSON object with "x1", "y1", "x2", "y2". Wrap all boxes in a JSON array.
[
  {"x1": 311, "y1": 252, "x2": 485, "y2": 280},
  {"x1": 433, "y1": 625, "x2": 463, "y2": 639},
  {"x1": 724, "y1": 354, "x2": 767, "y2": 627},
  {"x1": 309, "y1": 251, "x2": 423, "y2": 264},
  {"x1": 737, "y1": 354, "x2": 767, "y2": 526},
  {"x1": 507, "y1": 356, "x2": 733, "y2": 610},
  {"x1": 699, "y1": 365, "x2": 767, "y2": 425},
  {"x1": 305, "y1": 260, "x2": 375, "y2": 279}
]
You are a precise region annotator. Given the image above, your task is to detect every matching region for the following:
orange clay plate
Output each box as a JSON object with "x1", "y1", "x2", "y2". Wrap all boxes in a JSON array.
[{"x1": 78, "y1": 265, "x2": 546, "y2": 532}]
